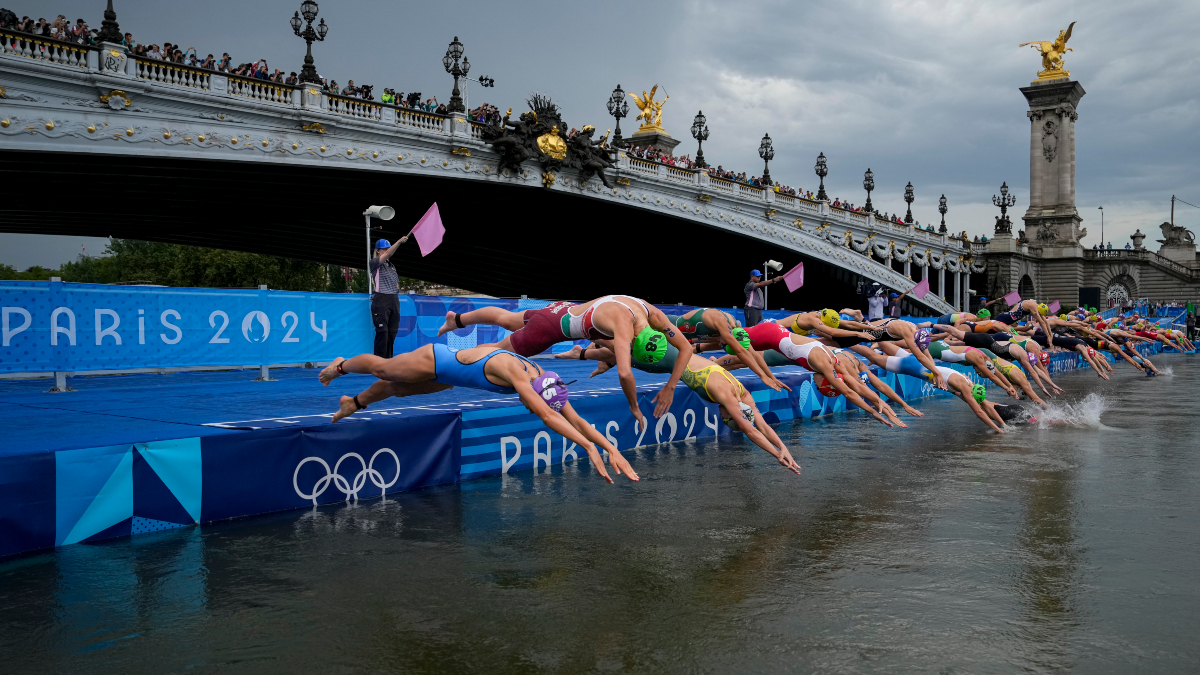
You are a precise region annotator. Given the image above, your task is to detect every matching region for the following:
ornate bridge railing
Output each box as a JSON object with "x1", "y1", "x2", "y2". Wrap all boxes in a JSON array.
[
  {"x1": 0, "y1": 41, "x2": 973, "y2": 313},
  {"x1": 1083, "y1": 248, "x2": 1197, "y2": 280}
]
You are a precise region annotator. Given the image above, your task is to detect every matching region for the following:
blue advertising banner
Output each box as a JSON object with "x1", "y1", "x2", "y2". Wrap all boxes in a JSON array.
[
  {"x1": 1, "y1": 282, "x2": 806, "y2": 374},
  {"x1": 1, "y1": 281, "x2": 372, "y2": 373}
]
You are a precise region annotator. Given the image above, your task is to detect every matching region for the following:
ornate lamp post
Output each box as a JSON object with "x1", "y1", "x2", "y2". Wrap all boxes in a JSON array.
[
  {"x1": 758, "y1": 133, "x2": 775, "y2": 185},
  {"x1": 938, "y1": 194, "x2": 948, "y2": 233},
  {"x1": 862, "y1": 168, "x2": 875, "y2": 215},
  {"x1": 96, "y1": 0, "x2": 121, "y2": 43},
  {"x1": 606, "y1": 84, "x2": 630, "y2": 148},
  {"x1": 690, "y1": 111, "x2": 710, "y2": 168},
  {"x1": 814, "y1": 152, "x2": 828, "y2": 201},
  {"x1": 992, "y1": 181, "x2": 1016, "y2": 234},
  {"x1": 290, "y1": 1, "x2": 328, "y2": 85},
  {"x1": 903, "y1": 181, "x2": 915, "y2": 224},
  {"x1": 442, "y1": 36, "x2": 470, "y2": 114}
]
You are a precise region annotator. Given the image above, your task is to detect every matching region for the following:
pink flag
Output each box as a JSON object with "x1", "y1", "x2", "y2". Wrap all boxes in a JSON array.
[
  {"x1": 1048, "y1": 300, "x2": 1061, "y2": 313},
  {"x1": 910, "y1": 277, "x2": 930, "y2": 299},
  {"x1": 1003, "y1": 290, "x2": 1022, "y2": 306},
  {"x1": 410, "y1": 202, "x2": 445, "y2": 257},
  {"x1": 782, "y1": 262, "x2": 805, "y2": 292}
]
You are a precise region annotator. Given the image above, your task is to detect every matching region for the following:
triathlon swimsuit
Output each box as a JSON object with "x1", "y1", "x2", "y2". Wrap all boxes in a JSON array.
[
  {"x1": 672, "y1": 308, "x2": 722, "y2": 339},
  {"x1": 746, "y1": 323, "x2": 837, "y2": 371},
  {"x1": 681, "y1": 363, "x2": 745, "y2": 404},
  {"x1": 928, "y1": 340, "x2": 975, "y2": 364},
  {"x1": 431, "y1": 344, "x2": 539, "y2": 393},
  {"x1": 994, "y1": 308, "x2": 1027, "y2": 325},
  {"x1": 508, "y1": 296, "x2": 650, "y2": 357},
  {"x1": 936, "y1": 313, "x2": 964, "y2": 326},
  {"x1": 830, "y1": 320, "x2": 904, "y2": 348},
  {"x1": 992, "y1": 403, "x2": 1034, "y2": 423}
]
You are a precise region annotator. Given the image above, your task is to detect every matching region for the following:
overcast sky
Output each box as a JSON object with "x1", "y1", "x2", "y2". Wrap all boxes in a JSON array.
[{"x1": 4, "y1": 0, "x2": 1198, "y2": 269}]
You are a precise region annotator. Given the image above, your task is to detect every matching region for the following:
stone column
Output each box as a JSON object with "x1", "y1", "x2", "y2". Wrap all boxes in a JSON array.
[
  {"x1": 938, "y1": 267, "x2": 946, "y2": 304},
  {"x1": 1020, "y1": 79, "x2": 1085, "y2": 250},
  {"x1": 953, "y1": 271, "x2": 962, "y2": 311}
]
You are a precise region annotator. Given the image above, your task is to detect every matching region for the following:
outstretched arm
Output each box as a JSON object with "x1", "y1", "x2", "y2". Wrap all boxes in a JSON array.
[
  {"x1": 648, "y1": 308, "x2": 692, "y2": 417},
  {"x1": 560, "y1": 403, "x2": 638, "y2": 483}
]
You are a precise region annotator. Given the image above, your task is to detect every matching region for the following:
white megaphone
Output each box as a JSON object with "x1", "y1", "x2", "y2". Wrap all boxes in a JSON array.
[{"x1": 765, "y1": 259, "x2": 783, "y2": 272}]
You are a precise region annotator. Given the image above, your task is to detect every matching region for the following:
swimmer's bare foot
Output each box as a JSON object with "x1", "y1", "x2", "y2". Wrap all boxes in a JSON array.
[
  {"x1": 556, "y1": 345, "x2": 583, "y2": 359},
  {"x1": 590, "y1": 360, "x2": 613, "y2": 378},
  {"x1": 332, "y1": 395, "x2": 360, "y2": 423},
  {"x1": 319, "y1": 357, "x2": 345, "y2": 386},
  {"x1": 436, "y1": 311, "x2": 458, "y2": 337}
]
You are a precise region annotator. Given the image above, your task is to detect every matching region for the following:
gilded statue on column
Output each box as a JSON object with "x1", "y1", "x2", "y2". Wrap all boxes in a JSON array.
[{"x1": 1020, "y1": 22, "x2": 1075, "y2": 81}]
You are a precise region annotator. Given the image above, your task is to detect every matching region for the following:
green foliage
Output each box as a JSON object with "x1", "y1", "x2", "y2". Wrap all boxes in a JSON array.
[{"x1": 0, "y1": 239, "x2": 379, "y2": 292}]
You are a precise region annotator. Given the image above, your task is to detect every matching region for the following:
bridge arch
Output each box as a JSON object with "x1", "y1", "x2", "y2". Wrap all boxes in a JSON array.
[{"x1": 0, "y1": 40, "x2": 972, "y2": 313}]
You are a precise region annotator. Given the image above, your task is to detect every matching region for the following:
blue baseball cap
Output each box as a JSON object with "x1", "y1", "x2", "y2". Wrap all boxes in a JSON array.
[
  {"x1": 375, "y1": 239, "x2": 391, "y2": 249},
  {"x1": 750, "y1": 269, "x2": 763, "y2": 277}
]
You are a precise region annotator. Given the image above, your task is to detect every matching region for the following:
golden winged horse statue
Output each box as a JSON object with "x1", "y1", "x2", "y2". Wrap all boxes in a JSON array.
[
  {"x1": 1020, "y1": 22, "x2": 1075, "y2": 80},
  {"x1": 629, "y1": 85, "x2": 669, "y2": 132}
]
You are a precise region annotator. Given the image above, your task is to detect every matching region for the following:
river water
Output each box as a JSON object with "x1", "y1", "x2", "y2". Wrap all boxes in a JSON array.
[{"x1": 2, "y1": 357, "x2": 1198, "y2": 674}]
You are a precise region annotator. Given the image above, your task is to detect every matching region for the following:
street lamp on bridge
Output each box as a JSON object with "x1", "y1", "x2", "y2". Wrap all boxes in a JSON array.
[
  {"x1": 606, "y1": 85, "x2": 629, "y2": 148},
  {"x1": 863, "y1": 168, "x2": 875, "y2": 214},
  {"x1": 690, "y1": 111, "x2": 709, "y2": 168},
  {"x1": 96, "y1": 0, "x2": 121, "y2": 43},
  {"x1": 938, "y1": 194, "x2": 948, "y2": 233},
  {"x1": 814, "y1": 152, "x2": 828, "y2": 201},
  {"x1": 904, "y1": 181, "x2": 915, "y2": 224},
  {"x1": 993, "y1": 181, "x2": 1016, "y2": 234},
  {"x1": 758, "y1": 133, "x2": 774, "y2": 185},
  {"x1": 442, "y1": 36, "x2": 470, "y2": 114},
  {"x1": 290, "y1": 0, "x2": 328, "y2": 85}
]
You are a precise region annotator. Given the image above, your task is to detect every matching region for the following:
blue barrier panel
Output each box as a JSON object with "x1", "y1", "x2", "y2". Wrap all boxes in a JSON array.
[
  {"x1": 2, "y1": 284, "x2": 806, "y2": 374},
  {"x1": 1, "y1": 281, "x2": 372, "y2": 373}
]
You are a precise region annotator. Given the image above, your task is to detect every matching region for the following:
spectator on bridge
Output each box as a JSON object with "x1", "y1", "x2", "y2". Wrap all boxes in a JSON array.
[
  {"x1": 1125, "y1": 242, "x2": 1132, "y2": 250},
  {"x1": 197, "y1": 53, "x2": 214, "y2": 69},
  {"x1": 216, "y1": 53, "x2": 231, "y2": 72},
  {"x1": 1106, "y1": 241, "x2": 1113, "y2": 249},
  {"x1": 370, "y1": 235, "x2": 410, "y2": 358},
  {"x1": 146, "y1": 43, "x2": 162, "y2": 60},
  {"x1": 285, "y1": 71, "x2": 298, "y2": 85}
]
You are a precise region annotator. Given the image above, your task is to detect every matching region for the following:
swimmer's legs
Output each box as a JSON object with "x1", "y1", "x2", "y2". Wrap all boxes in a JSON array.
[
  {"x1": 437, "y1": 306, "x2": 526, "y2": 337},
  {"x1": 333, "y1": 380, "x2": 452, "y2": 422}
]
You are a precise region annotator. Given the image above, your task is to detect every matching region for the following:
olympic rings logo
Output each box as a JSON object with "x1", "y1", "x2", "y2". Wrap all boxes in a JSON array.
[{"x1": 293, "y1": 448, "x2": 400, "y2": 505}]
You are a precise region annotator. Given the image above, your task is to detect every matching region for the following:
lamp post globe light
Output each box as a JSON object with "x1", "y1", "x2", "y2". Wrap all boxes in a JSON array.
[
  {"x1": 862, "y1": 168, "x2": 875, "y2": 215},
  {"x1": 814, "y1": 152, "x2": 828, "y2": 201},
  {"x1": 443, "y1": 36, "x2": 471, "y2": 114},
  {"x1": 992, "y1": 181, "x2": 1016, "y2": 234},
  {"x1": 758, "y1": 133, "x2": 774, "y2": 185},
  {"x1": 607, "y1": 84, "x2": 630, "y2": 147},
  {"x1": 690, "y1": 111, "x2": 710, "y2": 168},
  {"x1": 938, "y1": 194, "x2": 948, "y2": 233},
  {"x1": 903, "y1": 181, "x2": 915, "y2": 224},
  {"x1": 291, "y1": 0, "x2": 328, "y2": 85}
]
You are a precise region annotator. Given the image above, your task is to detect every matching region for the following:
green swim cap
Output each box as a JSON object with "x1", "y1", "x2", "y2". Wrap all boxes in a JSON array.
[
  {"x1": 633, "y1": 326, "x2": 668, "y2": 364},
  {"x1": 723, "y1": 327, "x2": 751, "y2": 355},
  {"x1": 971, "y1": 383, "x2": 987, "y2": 403},
  {"x1": 977, "y1": 309, "x2": 991, "y2": 318}
]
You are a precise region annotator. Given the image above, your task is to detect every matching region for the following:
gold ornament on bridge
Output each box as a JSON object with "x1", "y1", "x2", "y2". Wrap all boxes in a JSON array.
[
  {"x1": 629, "y1": 84, "x2": 669, "y2": 133},
  {"x1": 1020, "y1": 21, "x2": 1075, "y2": 81},
  {"x1": 536, "y1": 125, "x2": 567, "y2": 160}
]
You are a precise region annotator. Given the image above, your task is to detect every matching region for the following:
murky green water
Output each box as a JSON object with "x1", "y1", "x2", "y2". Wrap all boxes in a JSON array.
[{"x1": 2, "y1": 358, "x2": 1198, "y2": 674}]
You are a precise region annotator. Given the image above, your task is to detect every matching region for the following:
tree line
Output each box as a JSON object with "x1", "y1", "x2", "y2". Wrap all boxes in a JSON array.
[{"x1": 0, "y1": 238, "x2": 432, "y2": 293}]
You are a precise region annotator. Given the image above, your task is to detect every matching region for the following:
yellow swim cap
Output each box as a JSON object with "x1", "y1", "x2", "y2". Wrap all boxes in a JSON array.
[
  {"x1": 1038, "y1": 303, "x2": 1049, "y2": 316},
  {"x1": 819, "y1": 309, "x2": 841, "y2": 329}
]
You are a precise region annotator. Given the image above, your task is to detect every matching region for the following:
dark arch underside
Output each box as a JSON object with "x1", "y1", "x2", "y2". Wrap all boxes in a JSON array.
[{"x1": 0, "y1": 150, "x2": 877, "y2": 309}]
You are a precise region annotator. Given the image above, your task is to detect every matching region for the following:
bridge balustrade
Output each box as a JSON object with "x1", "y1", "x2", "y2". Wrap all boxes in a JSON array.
[
  {"x1": 0, "y1": 29, "x2": 89, "y2": 68},
  {"x1": 327, "y1": 93, "x2": 382, "y2": 121},
  {"x1": 737, "y1": 183, "x2": 762, "y2": 199},
  {"x1": 226, "y1": 75, "x2": 295, "y2": 105},
  {"x1": 134, "y1": 58, "x2": 212, "y2": 90},
  {"x1": 707, "y1": 177, "x2": 735, "y2": 194},
  {"x1": 396, "y1": 108, "x2": 448, "y2": 133}
]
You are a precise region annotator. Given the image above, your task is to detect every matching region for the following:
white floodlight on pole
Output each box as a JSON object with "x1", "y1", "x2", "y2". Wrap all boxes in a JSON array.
[
  {"x1": 364, "y1": 205, "x2": 395, "y2": 294},
  {"x1": 763, "y1": 259, "x2": 783, "y2": 310}
]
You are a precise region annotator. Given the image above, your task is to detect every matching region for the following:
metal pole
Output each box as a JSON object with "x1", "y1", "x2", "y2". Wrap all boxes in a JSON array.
[
  {"x1": 763, "y1": 260, "x2": 768, "y2": 311},
  {"x1": 1172, "y1": 195, "x2": 1175, "y2": 226},
  {"x1": 365, "y1": 213, "x2": 373, "y2": 295}
]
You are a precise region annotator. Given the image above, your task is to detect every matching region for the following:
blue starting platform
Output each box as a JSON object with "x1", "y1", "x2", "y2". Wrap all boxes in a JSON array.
[{"x1": 0, "y1": 348, "x2": 1135, "y2": 559}]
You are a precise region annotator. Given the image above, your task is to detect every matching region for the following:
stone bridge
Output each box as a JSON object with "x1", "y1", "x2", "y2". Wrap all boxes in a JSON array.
[{"x1": 0, "y1": 29, "x2": 980, "y2": 312}]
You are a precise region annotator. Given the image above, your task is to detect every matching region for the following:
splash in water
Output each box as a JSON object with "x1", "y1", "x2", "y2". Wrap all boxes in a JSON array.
[
  {"x1": 1159, "y1": 366, "x2": 1174, "y2": 377},
  {"x1": 1035, "y1": 392, "x2": 1108, "y2": 429}
]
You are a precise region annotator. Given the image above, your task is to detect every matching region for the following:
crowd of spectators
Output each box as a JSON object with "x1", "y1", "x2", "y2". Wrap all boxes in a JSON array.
[
  {"x1": 0, "y1": 11, "x2": 98, "y2": 44},
  {"x1": 626, "y1": 145, "x2": 699, "y2": 169}
]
